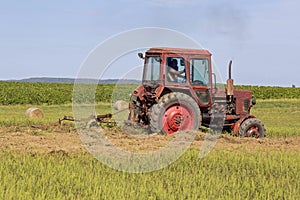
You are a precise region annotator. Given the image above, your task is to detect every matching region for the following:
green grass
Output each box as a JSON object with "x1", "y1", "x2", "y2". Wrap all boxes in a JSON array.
[
  {"x1": 0, "y1": 103, "x2": 112, "y2": 128},
  {"x1": 0, "y1": 149, "x2": 299, "y2": 199},
  {"x1": 251, "y1": 99, "x2": 300, "y2": 137},
  {"x1": 0, "y1": 98, "x2": 299, "y2": 199},
  {"x1": 1, "y1": 99, "x2": 300, "y2": 137}
]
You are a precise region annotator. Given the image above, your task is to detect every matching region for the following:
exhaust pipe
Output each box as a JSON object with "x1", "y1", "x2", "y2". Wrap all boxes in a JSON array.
[{"x1": 227, "y1": 60, "x2": 234, "y2": 97}]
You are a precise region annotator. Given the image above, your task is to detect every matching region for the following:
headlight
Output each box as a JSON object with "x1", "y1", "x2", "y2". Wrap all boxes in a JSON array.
[{"x1": 252, "y1": 98, "x2": 256, "y2": 106}]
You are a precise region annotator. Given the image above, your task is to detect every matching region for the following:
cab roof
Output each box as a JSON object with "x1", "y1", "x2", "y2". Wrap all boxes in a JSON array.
[{"x1": 146, "y1": 47, "x2": 212, "y2": 56}]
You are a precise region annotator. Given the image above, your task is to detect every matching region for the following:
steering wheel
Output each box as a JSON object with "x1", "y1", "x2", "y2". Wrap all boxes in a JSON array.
[{"x1": 177, "y1": 74, "x2": 186, "y2": 83}]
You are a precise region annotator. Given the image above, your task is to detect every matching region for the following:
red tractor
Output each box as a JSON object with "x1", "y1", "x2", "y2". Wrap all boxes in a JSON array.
[{"x1": 128, "y1": 47, "x2": 265, "y2": 137}]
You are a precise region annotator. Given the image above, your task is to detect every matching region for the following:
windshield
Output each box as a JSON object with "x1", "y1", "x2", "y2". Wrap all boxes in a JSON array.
[{"x1": 143, "y1": 56, "x2": 161, "y2": 81}]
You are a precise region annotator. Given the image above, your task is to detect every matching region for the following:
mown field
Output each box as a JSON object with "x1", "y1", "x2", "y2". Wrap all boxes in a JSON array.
[{"x1": 0, "y1": 82, "x2": 299, "y2": 199}]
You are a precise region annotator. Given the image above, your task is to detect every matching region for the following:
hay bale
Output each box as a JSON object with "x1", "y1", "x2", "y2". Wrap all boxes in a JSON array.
[
  {"x1": 25, "y1": 108, "x2": 44, "y2": 119},
  {"x1": 113, "y1": 100, "x2": 128, "y2": 111}
]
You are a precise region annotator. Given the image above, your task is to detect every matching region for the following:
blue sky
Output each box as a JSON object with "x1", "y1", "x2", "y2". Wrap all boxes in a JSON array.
[{"x1": 0, "y1": 0, "x2": 299, "y2": 86}]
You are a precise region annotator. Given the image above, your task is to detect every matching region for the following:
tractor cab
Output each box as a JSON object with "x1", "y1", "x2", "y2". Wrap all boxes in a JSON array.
[{"x1": 140, "y1": 47, "x2": 214, "y2": 107}]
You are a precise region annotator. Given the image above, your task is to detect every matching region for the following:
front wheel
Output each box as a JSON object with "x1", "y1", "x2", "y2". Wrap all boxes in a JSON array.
[
  {"x1": 149, "y1": 92, "x2": 201, "y2": 134},
  {"x1": 238, "y1": 118, "x2": 265, "y2": 138}
]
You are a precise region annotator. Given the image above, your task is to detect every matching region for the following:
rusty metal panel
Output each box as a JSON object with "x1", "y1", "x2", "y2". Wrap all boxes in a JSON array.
[{"x1": 234, "y1": 90, "x2": 252, "y2": 114}]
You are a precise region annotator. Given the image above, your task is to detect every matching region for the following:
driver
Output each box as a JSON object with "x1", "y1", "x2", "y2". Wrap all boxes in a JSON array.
[{"x1": 167, "y1": 59, "x2": 185, "y2": 82}]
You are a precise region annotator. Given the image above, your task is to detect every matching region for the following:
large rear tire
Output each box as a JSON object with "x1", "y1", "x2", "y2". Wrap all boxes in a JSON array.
[
  {"x1": 149, "y1": 92, "x2": 201, "y2": 134},
  {"x1": 238, "y1": 118, "x2": 265, "y2": 138}
]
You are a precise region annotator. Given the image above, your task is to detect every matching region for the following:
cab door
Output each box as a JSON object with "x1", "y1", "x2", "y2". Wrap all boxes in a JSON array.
[{"x1": 189, "y1": 57, "x2": 212, "y2": 106}]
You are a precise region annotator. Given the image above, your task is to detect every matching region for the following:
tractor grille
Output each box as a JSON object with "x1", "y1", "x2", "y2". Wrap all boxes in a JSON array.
[{"x1": 244, "y1": 99, "x2": 250, "y2": 112}]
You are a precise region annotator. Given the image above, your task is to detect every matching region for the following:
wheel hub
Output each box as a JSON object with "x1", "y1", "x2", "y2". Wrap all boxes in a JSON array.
[
  {"x1": 162, "y1": 105, "x2": 193, "y2": 134},
  {"x1": 167, "y1": 112, "x2": 184, "y2": 129},
  {"x1": 246, "y1": 126, "x2": 260, "y2": 137}
]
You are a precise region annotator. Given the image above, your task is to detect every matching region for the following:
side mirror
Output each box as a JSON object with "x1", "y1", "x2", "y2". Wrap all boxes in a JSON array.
[{"x1": 138, "y1": 53, "x2": 144, "y2": 59}]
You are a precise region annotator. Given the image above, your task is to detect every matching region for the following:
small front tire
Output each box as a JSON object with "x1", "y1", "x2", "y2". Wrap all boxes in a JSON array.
[{"x1": 238, "y1": 118, "x2": 265, "y2": 138}]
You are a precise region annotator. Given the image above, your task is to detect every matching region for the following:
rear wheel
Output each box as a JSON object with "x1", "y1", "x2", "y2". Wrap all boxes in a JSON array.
[
  {"x1": 149, "y1": 92, "x2": 201, "y2": 134},
  {"x1": 238, "y1": 118, "x2": 265, "y2": 138}
]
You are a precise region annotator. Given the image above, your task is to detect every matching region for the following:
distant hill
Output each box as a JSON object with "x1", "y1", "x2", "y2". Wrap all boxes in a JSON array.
[{"x1": 6, "y1": 77, "x2": 141, "y2": 84}]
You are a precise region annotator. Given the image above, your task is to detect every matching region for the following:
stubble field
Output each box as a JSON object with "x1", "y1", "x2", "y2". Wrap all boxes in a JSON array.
[{"x1": 0, "y1": 82, "x2": 299, "y2": 199}]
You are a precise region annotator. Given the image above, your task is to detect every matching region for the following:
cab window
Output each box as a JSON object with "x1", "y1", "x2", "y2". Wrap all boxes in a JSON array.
[
  {"x1": 166, "y1": 57, "x2": 186, "y2": 83},
  {"x1": 190, "y1": 58, "x2": 210, "y2": 85}
]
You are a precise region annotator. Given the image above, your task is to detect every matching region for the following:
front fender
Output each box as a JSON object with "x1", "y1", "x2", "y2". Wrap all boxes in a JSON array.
[{"x1": 233, "y1": 115, "x2": 256, "y2": 136}]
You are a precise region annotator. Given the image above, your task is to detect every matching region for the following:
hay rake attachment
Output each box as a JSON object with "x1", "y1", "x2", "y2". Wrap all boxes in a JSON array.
[
  {"x1": 58, "y1": 108, "x2": 128, "y2": 128},
  {"x1": 59, "y1": 113, "x2": 116, "y2": 128}
]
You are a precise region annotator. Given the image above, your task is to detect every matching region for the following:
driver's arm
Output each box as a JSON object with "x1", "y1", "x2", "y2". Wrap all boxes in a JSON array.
[{"x1": 169, "y1": 68, "x2": 184, "y2": 75}]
